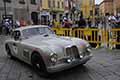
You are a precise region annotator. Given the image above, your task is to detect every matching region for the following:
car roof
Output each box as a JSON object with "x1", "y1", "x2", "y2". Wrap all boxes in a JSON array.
[{"x1": 15, "y1": 25, "x2": 48, "y2": 31}]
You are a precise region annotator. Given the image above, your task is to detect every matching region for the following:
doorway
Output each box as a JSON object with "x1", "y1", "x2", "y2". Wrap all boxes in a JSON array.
[{"x1": 31, "y1": 12, "x2": 38, "y2": 25}]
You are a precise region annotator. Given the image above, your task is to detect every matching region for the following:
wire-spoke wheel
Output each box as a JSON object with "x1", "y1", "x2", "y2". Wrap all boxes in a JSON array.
[{"x1": 31, "y1": 53, "x2": 49, "y2": 77}]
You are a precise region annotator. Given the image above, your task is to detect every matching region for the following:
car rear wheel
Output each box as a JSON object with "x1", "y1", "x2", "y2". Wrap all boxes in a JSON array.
[
  {"x1": 5, "y1": 44, "x2": 13, "y2": 58},
  {"x1": 31, "y1": 53, "x2": 49, "y2": 76}
]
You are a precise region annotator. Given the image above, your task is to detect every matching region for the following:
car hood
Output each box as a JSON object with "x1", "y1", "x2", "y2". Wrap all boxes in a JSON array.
[{"x1": 23, "y1": 35, "x2": 75, "y2": 48}]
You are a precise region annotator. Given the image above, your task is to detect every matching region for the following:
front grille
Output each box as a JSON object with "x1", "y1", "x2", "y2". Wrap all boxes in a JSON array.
[{"x1": 66, "y1": 46, "x2": 80, "y2": 59}]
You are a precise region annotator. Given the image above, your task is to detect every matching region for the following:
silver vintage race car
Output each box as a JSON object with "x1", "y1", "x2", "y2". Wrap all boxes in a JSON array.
[{"x1": 5, "y1": 25, "x2": 92, "y2": 74}]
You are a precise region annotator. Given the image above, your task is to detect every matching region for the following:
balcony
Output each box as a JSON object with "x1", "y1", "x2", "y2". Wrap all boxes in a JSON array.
[{"x1": 50, "y1": 7, "x2": 64, "y2": 12}]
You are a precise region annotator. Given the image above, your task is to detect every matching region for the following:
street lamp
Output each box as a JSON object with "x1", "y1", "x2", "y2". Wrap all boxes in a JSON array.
[
  {"x1": 3, "y1": 0, "x2": 7, "y2": 18},
  {"x1": 26, "y1": 0, "x2": 30, "y2": 20}
]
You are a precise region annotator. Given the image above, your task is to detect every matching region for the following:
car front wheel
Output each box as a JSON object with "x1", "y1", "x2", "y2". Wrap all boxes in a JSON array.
[{"x1": 31, "y1": 53, "x2": 49, "y2": 76}]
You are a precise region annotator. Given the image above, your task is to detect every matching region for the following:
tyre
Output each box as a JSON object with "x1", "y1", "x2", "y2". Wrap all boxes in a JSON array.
[
  {"x1": 31, "y1": 53, "x2": 49, "y2": 77},
  {"x1": 5, "y1": 44, "x2": 13, "y2": 58}
]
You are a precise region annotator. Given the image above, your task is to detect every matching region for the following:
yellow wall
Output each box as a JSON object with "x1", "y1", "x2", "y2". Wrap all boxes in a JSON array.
[
  {"x1": 80, "y1": 0, "x2": 95, "y2": 18},
  {"x1": 99, "y1": 1, "x2": 113, "y2": 16},
  {"x1": 41, "y1": 0, "x2": 49, "y2": 10}
]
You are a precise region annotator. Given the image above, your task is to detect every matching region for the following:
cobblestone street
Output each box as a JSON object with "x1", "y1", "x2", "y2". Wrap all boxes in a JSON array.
[{"x1": 0, "y1": 35, "x2": 120, "y2": 80}]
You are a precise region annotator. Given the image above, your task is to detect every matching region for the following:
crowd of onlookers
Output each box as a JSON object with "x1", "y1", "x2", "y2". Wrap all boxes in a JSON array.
[
  {"x1": 49, "y1": 15, "x2": 93, "y2": 28},
  {"x1": 50, "y1": 14, "x2": 120, "y2": 29},
  {"x1": 0, "y1": 13, "x2": 120, "y2": 35}
]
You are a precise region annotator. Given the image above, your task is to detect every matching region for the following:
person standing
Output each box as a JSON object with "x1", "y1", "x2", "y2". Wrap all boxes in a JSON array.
[
  {"x1": 20, "y1": 18, "x2": 27, "y2": 27},
  {"x1": 63, "y1": 18, "x2": 71, "y2": 28},
  {"x1": 78, "y1": 16, "x2": 86, "y2": 28},
  {"x1": 95, "y1": 17, "x2": 100, "y2": 27},
  {"x1": 87, "y1": 18, "x2": 92, "y2": 28}
]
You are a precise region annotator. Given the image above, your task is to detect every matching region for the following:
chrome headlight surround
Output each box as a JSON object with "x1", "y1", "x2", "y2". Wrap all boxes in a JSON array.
[
  {"x1": 87, "y1": 48, "x2": 92, "y2": 52},
  {"x1": 50, "y1": 53, "x2": 58, "y2": 63},
  {"x1": 86, "y1": 44, "x2": 92, "y2": 53},
  {"x1": 79, "y1": 44, "x2": 92, "y2": 58}
]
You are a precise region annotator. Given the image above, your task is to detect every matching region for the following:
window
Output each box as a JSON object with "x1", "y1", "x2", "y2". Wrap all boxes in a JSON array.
[
  {"x1": 53, "y1": 0, "x2": 55, "y2": 8},
  {"x1": 48, "y1": 0, "x2": 51, "y2": 8},
  {"x1": 89, "y1": 0, "x2": 93, "y2": 6},
  {"x1": 3, "y1": 0, "x2": 11, "y2": 3},
  {"x1": 31, "y1": 0, "x2": 36, "y2": 4},
  {"x1": 22, "y1": 27, "x2": 54, "y2": 38},
  {"x1": 40, "y1": 0, "x2": 42, "y2": 7},
  {"x1": 90, "y1": 10, "x2": 93, "y2": 16},
  {"x1": 57, "y1": 1, "x2": 60, "y2": 8},
  {"x1": 62, "y1": 2, "x2": 64, "y2": 8},
  {"x1": 19, "y1": 0, "x2": 25, "y2": 4}
]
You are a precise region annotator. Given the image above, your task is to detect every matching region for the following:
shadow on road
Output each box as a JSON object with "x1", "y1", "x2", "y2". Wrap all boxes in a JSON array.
[
  {"x1": 50, "y1": 65, "x2": 89, "y2": 80},
  {"x1": 7, "y1": 56, "x2": 90, "y2": 80}
]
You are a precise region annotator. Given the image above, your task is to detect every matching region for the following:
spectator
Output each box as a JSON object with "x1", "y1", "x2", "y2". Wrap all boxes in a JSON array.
[
  {"x1": 108, "y1": 14, "x2": 117, "y2": 28},
  {"x1": 87, "y1": 18, "x2": 92, "y2": 28},
  {"x1": 115, "y1": 15, "x2": 120, "y2": 28},
  {"x1": 27, "y1": 20, "x2": 33, "y2": 25},
  {"x1": 14, "y1": 20, "x2": 20, "y2": 28},
  {"x1": 78, "y1": 16, "x2": 86, "y2": 28},
  {"x1": 48, "y1": 20, "x2": 53, "y2": 28},
  {"x1": 20, "y1": 18, "x2": 27, "y2": 27},
  {"x1": 95, "y1": 17, "x2": 100, "y2": 27},
  {"x1": 3, "y1": 19, "x2": 11, "y2": 35},
  {"x1": 101, "y1": 16, "x2": 108, "y2": 30},
  {"x1": 63, "y1": 18, "x2": 71, "y2": 28}
]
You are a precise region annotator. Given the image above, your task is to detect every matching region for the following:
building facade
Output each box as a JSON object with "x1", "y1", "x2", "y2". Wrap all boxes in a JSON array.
[
  {"x1": 80, "y1": 0, "x2": 95, "y2": 18},
  {"x1": 39, "y1": 0, "x2": 64, "y2": 24},
  {"x1": 63, "y1": 0, "x2": 95, "y2": 19},
  {"x1": 0, "y1": 0, "x2": 40, "y2": 24},
  {"x1": 99, "y1": 0, "x2": 113, "y2": 16},
  {"x1": 49, "y1": 0, "x2": 64, "y2": 22},
  {"x1": 95, "y1": 4, "x2": 100, "y2": 16},
  {"x1": 113, "y1": 0, "x2": 120, "y2": 15},
  {"x1": 39, "y1": 0, "x2": 49, "y2": 24}
]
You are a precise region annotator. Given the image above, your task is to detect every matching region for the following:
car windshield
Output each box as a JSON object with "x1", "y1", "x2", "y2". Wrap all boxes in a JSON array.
[{"x1": 22, "y1": 27, "x2": 54, "y2": 38}]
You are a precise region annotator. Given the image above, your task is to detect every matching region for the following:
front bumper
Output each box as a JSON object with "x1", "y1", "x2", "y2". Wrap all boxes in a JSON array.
[{"x1": 47, "y1": 54, "x2": 92, "y2": 73}]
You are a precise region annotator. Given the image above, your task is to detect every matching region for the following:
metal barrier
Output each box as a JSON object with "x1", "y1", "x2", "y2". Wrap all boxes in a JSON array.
[
  {"x1": 52, "y1": 27, "x2": 72, "y2": 36},
  {"x1": 72, "y1": 28, "x2": 101, "y2": 48},
  {"x1": 52, "y1": 27, "x2": 120, "y2": 49},
  {"x1": 108, "y1": 29, "x2": 120, "y2": 49},
  {"x1": 52, "y1": 27, "x2": 101, "y2": 48}
]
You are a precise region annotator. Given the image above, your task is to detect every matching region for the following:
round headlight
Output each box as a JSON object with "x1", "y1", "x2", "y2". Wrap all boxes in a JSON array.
[
  {"x1": 86, "y1": 44, "x2": 90, "y2": 47},
  {"x1": 50, "y1": 53, "x2": 58, "y2": 63},
  {"x1": 80, "y1": 55, "x2": 84, "y2": 58}
]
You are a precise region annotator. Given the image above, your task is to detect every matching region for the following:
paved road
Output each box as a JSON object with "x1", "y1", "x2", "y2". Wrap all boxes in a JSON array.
[{"x1": 0, "y1": 35, "x2": 120, "y2": 80}]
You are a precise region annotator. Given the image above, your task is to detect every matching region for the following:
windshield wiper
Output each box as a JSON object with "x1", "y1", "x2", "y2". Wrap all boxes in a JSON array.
[{"x1": 44, "y1": 34, "x2": 49, "y2": 37}]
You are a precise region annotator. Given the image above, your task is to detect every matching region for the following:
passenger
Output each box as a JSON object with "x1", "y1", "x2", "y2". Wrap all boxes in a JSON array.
[{"x1": 20, "y1": 18, "x2": 27, "y2": 27}]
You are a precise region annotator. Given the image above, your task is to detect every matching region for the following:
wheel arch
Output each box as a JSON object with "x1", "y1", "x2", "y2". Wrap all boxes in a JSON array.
[
  {"x1": 31, "y1": 51, "x2": 45, "y2": 65},
  {"x1": 30, "y1": 51, "x2": 48, "y2": 72}
]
